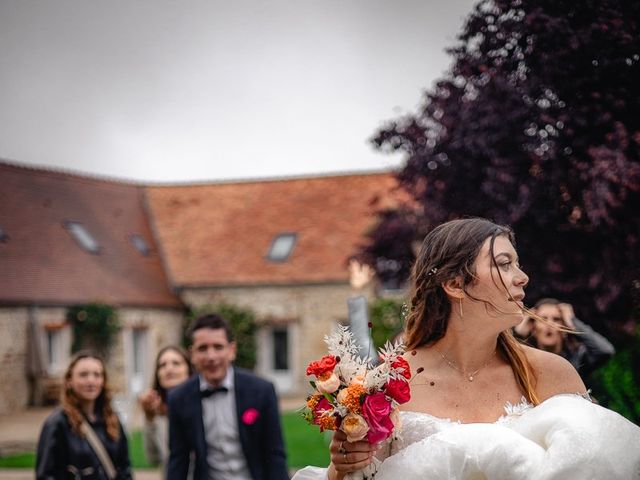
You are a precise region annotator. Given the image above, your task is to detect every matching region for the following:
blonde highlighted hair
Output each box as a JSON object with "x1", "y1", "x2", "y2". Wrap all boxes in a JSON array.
[
  {"x1": 61, "y1": 351, "x2": 121, "y2": 440},
  {"x1": 404, "y1": 218, "x2": 540, "y2": 405}
]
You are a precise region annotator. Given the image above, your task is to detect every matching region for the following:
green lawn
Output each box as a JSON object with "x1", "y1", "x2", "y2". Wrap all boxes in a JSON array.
[
  {"x1": 0, "y1": 452, "x2": 35, "y2": 468},
  {"x1": 0, "y1": 411, "x2": 329, "y2": 470}
]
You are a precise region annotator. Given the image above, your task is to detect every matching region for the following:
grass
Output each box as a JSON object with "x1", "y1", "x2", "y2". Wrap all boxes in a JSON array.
[
  {"x1": 282, "y1": 410, "x2": 331, "y2": 468},
  {"x1": 0, "y1": 452, "x2": 35, "y2": 468},
  {"x1": 0, "y1": 411, "x2": 329, "y2": 470}
]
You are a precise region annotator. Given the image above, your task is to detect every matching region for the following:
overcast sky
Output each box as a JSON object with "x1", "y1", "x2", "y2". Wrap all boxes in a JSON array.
[{"x1": 0, "y1": 0, "x2": 476, "y2": 183}]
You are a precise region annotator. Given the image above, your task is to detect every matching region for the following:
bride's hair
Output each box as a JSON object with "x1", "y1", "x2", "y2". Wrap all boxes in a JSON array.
[{"x1": 404, "y1": 217, "x2": 539, "y2": 404}]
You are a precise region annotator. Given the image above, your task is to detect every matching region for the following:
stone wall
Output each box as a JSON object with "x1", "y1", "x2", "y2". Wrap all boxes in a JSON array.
[
  {"x1": 0, "y1": 308, "x2": 30, "y2": 415},
  {"x1": 181, "y1": 282, "x2": 374, "y2": 396},
  {"x1": 0, "y1": 305, "x2": 184, "y2": 417}
]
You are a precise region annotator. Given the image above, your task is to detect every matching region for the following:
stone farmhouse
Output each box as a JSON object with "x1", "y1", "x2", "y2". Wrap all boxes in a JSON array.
[{"x1": 0, "y1": 160, "x2": 402, "y2": 418}]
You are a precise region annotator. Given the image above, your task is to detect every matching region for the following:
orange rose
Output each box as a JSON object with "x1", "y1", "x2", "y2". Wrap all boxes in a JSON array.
[{"x1": 340, "y1": 413, "x2": 369, "y2": 442}]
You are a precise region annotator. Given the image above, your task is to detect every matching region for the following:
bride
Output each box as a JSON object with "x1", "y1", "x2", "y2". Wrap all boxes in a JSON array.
[{"x1": 294, "y1": 217, "x2": 640, "y2": 480}]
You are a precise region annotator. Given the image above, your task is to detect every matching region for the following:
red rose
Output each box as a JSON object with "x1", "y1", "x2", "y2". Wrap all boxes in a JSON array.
[
  {"x1": 392, "y1": 357, "x2": 411, "y2": 379},
  {"x1": 312, "y1": 397, "x2": 337, "y2": 431},
  {"x1": 306, "y1": 355, "x2": 338, "y2": 377},
  {"x1": 362, "y1": 392, "x2": 394, "y2": 444},
  {"x1": 384, "y1": 379, "x2": 411, "y2": 404}
]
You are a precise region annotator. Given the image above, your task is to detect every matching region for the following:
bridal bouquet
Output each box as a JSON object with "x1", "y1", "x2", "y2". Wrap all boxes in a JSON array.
[{"x1": 301, "y1": 325, "x2": 413, "y2": 480}]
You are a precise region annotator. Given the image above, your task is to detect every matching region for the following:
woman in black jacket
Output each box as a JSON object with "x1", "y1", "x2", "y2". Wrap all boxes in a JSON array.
[
  {"x1": 514, "y1": 298, "x2": 616, "y2": 381},
  {"x1": 36, "y1": 351, "x2": 132, "y2": 480}
]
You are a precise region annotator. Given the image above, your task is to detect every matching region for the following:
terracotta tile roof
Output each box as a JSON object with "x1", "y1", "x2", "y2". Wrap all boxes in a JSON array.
[
  {"x1": 145, "y1": 172, "x2": 401, "y2": 286},
  {"x1": 0, "y1": 162, "x2": 181, "y2": 307}
]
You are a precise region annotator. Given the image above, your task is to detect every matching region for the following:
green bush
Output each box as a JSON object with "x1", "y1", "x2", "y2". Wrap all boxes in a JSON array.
[
  {"x1": 67, "y1": 303, "x2": 120, "y2": 355},
  {"x1": 186, "y1": 303, "x2": 258, "y2": 369},
  {"x1": 369, "y1": 298, "x2": 406, "y2": 350},
  {"x1": 591, "y1": 324, "x2": 640, "y2": 425}
]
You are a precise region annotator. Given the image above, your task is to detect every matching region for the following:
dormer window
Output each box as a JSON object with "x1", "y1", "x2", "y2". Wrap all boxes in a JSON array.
[
  {"x1": 267, "y1": 233, "x2": 297, "y2": 262},
  {"x1": 63, "y1": 221, "x2": 100, "y2": 254},
  {"x1": 130, "y1": 234, "x2": 151, "y2": 256}
]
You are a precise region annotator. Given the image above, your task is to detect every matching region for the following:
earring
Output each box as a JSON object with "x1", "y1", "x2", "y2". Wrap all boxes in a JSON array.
[{"x1": 459, "y1": 297, "x2": 464, "y2": 318}]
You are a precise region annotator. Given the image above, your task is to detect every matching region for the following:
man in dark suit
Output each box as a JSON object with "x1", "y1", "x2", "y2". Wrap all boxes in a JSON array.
[{"x1": 167, "y1": 313, "x2": 289, "y2": 480}]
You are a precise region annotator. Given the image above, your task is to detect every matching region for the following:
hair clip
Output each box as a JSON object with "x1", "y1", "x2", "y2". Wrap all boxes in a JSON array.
[{"x1": 428, "y1": 267, "x2": 438, "y2": 276}]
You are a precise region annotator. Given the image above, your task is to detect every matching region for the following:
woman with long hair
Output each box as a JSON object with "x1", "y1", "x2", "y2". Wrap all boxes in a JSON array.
[
  {"x1": 294, "y1": 217, "x2": 640, "y2": 480},
  {"x1": 138, "y1": 345, "x2": 193, "y2": 477},
  {"x1": 36, "y1": 351, "x2": 132, "y2": 480},
  {"x1": 514, "y1": 298, "x2": 615, "y2": 382}
]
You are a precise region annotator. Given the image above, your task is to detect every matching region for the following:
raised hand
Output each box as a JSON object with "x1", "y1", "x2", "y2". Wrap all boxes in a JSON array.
[{"x1": 138, "y1": 389, "x2": 162, "y2": 421}]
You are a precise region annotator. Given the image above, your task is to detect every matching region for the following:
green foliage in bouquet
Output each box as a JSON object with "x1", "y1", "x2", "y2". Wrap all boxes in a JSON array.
[
  {"x1": 67, "y1": 303, "x2": 120, "y2": 355},
  {"x1": 186, "y1": 303, "x2": 258, "y2": 369},
  {"x1": 591, "y1": 324, "x2": 640, "y2": 425},
  {"x1": 369, "y1": 298, "x2": 406, "y2": 349}
]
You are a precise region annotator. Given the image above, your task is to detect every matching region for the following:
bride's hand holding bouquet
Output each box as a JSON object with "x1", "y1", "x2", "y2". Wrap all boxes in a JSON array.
[{"x1": 301, "y1": 325, "x2": 416, "y2": 480}]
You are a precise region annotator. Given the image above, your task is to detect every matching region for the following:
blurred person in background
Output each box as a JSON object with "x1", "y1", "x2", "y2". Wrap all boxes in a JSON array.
[
  {"x1": 36, "y1": 351, "x2": 132, "y2": 480},
  {"x1": 514, "y1": 298, "x2": 615, "y2": 382},
  {"x1": 138, "y1": 345, "x2": 193, "y2": 478},
  {"x1": 167, "y1": 313, "x2": 289, "y2": 480}
]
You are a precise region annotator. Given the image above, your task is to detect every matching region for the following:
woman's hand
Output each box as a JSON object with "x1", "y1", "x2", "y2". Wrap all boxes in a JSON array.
[
  {"x1": 138, "y1": 389, "x2": 162, "y2": 421},
  {"x1": 327, "y1": 429, "x2": 375, "y2": 480},
  {"x1": 558, "y1": 303, "x2": 576, "y2": 329},
  {"x1": 514, "y1": 316, "x2": 533, "y2": 337}
]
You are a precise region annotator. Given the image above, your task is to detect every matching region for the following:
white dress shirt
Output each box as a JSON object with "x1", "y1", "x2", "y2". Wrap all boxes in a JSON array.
[{"x1": 200, "y1": 368, "x2": 252, "y2": 480}]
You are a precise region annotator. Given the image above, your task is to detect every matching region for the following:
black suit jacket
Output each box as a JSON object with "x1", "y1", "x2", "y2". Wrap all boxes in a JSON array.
[{"x1": 167, "y1": 368, "x2": 289, "y2": 480}]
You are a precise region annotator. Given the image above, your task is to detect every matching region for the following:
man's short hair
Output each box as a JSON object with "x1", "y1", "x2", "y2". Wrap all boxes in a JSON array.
[{"x1": 188, "y1": 313, "x2": 234, "y2": 343}]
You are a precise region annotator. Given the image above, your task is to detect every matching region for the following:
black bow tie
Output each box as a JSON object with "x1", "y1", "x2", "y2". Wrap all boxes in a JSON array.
[{"x1": 200, "y1": 386, "x2": 229, "y2": 398}]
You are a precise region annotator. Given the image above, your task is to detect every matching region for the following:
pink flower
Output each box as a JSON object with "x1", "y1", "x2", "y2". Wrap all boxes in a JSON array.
[
  {"x1": 362, "y1": 392, "x2": 393, "y2": 444},
  {"x1": 242, "y1": 407, "x2": 260, "y2": 425}
]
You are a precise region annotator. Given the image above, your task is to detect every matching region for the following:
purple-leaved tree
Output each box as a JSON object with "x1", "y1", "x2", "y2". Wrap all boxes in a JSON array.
[{"x1": 362, "y1": 0, "x2": 640, "y2": 335}]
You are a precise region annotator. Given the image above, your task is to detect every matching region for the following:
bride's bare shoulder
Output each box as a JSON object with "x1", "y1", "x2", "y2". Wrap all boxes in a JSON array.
[{"x1": 521, "y1": 345, "x2": 587, "y2": 402}]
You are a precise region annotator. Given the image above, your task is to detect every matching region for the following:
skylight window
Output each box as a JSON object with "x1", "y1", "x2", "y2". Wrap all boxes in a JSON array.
[
  {"x1": 267, "y1": 233, "x2": 297, "y2": 262},
  {"x1": 64, "y1": 221, "x2": 100, "y2": 253},
  {"x1": 130, "y1": 234, "x2": 151, "y2": 256}
]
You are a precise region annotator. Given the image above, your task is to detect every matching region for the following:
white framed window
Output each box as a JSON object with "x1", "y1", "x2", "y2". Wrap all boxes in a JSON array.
[
  {"x1": 272, "y1": 327, "x2": 289, "y2": 371},
  {"x1": 129, "y1": 327, "x2": 148, "y2": 396},
  {"x1": 257, "y1": 323, "x2": 297, "y2": 394},
  {"x1": 43, "y1": 325, "x2": 71, "y2": 375}
]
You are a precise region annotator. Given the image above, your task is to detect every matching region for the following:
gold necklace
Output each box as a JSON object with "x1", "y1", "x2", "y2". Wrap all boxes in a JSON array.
[{"x1": 437, "y1": 349, "x2": 496, "y2": 382}]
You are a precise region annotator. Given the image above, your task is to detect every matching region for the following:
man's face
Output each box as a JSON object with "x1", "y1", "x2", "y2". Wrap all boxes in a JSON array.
[{"x1": 190, "y1": 327, "x2": 236, "y2": 386}]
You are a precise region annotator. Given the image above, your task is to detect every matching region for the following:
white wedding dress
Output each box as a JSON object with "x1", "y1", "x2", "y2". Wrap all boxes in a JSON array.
[{"x1": 293, "y1": 395, "x2": 640, "y2": 480}]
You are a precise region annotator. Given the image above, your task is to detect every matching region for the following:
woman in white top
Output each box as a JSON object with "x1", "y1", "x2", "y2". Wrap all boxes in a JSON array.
[
  {"x1": 138, "y1": 345, "x2": 192, "y2": 478},
  {"x1": 295, "y1": 217, "x2": 640, "y2": 480}
]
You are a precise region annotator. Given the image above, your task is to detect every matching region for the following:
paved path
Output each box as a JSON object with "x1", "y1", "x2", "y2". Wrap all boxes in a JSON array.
[{"x1": 0, "y1": 468, "x2": 162, "y2": 479}]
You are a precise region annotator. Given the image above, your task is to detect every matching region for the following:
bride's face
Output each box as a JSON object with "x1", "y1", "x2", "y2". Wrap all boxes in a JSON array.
[{"x1": 465, "y1": 235, "x2": 529, "y2": 323}]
